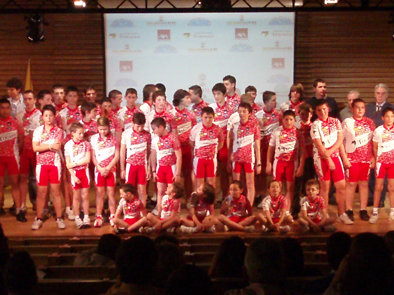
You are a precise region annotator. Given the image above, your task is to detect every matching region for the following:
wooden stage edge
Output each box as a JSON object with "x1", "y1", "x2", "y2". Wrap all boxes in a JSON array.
[{"x1": 1, "y1": 208, "x2": 394, "y2": 238}]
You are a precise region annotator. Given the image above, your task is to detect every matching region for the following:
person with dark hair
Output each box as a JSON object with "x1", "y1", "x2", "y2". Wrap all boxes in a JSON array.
[
  {"x1": 36, "y1": 89, "x2": 52, "y2": 111},
  {"x1": 6, "y1": 77, "x2": 24, "y2": 118},
  {"x1": 280, "y1": 83, "x2": 304, "y2": 115},
  {"x1": 154, "y1": 242, "x2": 184, "y2": 288},
  {"x1": 6, "y1": 251, "x2": 37, "y2": 295},
  {"x1": 0, "y1": 98, "x2": 24, "y2": 222},
  {"x1": 74, "y1": 233, "x2": 121, "y2": 266},
  {"x1": 340, "y1": 90, "x2": 359, "y2": 122},
  {"x1": 51, "y1": 84, "x2": 66, "y2": 112},
  {"x1": 80, "y1": 101, "x2": 98, "y2": 140},
  {"x1": 117, "y1": 88, "x2": 140, "y2": 131},
  {"x1": 106, "y1": 236, "x2": 159, "y2": 295},
  {"x1": 155, "y1": 83, "x2": 166, "y2": 94},
  {"x1": 226, "y1": 238, "x2": 287, "y2": 295},
  {"x1": 166, "y1": 264, "x2": 212, "y2": 295},
  {"x1": 59, "y1": 86, "x2": 82, "y2": 134},
  {"x1": 100, "y1": 97, "x2": 122, "y2": 142},
  {"x1": 306, "y1": 79, "x2": 339, "y2": 121},
  {"x1": 108, "y1": 89, "x2": 123, "y2": 114},
  {"x1": 189, "y1": 85, "x2": 208, "y2": 123},
  {"x1": 31, "y1": 105, "x2": 64, "y2": 230},
  {"x1": 324, "y1": 233, "x2": 394, "y2": 295},
  {"x1": 209, "y1": 236, "x2": 246, "y2": 278},
  {"x1": 139, "y1": 84, "x2": 156, "y2": 117},
  {"x1": 146, "y1": 91, "x2": 176, "y2": 134},
  {"x1": 84, "y1": 85, "x2": 97, "y2": 104},
  {"x1": 223, "y1": 75, "x2": 240, "y2": 112}
]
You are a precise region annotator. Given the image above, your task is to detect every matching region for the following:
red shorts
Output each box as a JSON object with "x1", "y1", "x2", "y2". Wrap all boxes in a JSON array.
[
  {"x1": 36, "y1": 165, "x2": 61, "y2": 186},
  {"x1": 71, "y1": 168, "x2": 90, "y2": 190},
  {"x1": 95, "y1": 170, "x2": 116, "y2": 187},
  {"x1": 193, "y1": 158, "x2": 217, "y2": 179},
  {"x1": 376, "y1": 162, "x2": 394, "y2": 179},
  {"x1": 272, "y1": 217, "x2": 280, "y2": 224},
  {"x1": 124, "y1": 217, "x2": 140, "y2": 226},
  {"x1": 233, "y1": 162, "x2": 254, "y2": 173},
  {"x1": 19, "y1": 150, "x2": 35, "y2": 175},
  {"x1": 126, "y1": 164, "x2": 147, "y2": 186},
  {"x1": 314, "y1": 156, "x2": 345, "y2": 183},
  {"x1": 273, "y1": 159, "x2": 295, "y2": 182},
  {"x1": 0, "y1": 156, "x2": 19, "y2": 177},
  {"x1": 311, "y1": 216, "x2": 322, "y2": 224},
  {"x1": 157, "y1": 165, "x2": 175, "y2": 184},
  {"x1": 229, "y1": 216, "x2": 246, "y2": 223},
  {"x1": 346, "y1": 162, "x2": 370, "y2": 182},
  {"x1": 218, "y1": 140, "x2": 228, "y2": 162},
  {"x1": 181, "y1": 144, "x2": 192, "y2": 170}
]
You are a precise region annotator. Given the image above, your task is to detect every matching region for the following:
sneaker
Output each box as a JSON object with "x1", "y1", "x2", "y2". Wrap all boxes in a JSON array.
[
  {"x1": 94, "y1": 216, "x2": 103, "y2": 228},
  {"x1": 339, "y1": 213, "x2": 354, "y2": 225},
  {"x1": 75, "y1": 216, "x2": 84, "y2": 229},
  {"x1": 261, "y1": 225, "x2": 269, "y2": 233},
  {"x1": 369, "y1": 213, "x2": 379, "y2": 224},
  {"x1": 345, "y1": 210, "x2": 354, "y2": 222},
  {"x1": 65, "y1": 208, "x2": 75, "y2": 221},
  {"x1": 179, "y1": 225, "x2": 197, "y2": 234},
  {"x1": 166, "y1": 227, "x2": 175, "y2": 234},
  {"x1": 109, "y1": 214, "x2": 115, "y2": 227},
  {"x1": 83, "y1": 215, "x2": 91, "y2": 227},
  {"x1": 16, "y1": 211, "x2": 27, "y2": 223},
  {"x1": 389, "y1": 212, "x2": 394, "y2": 222},
  {"x1": 56, "y1": 218, "x2": 66, "y2": 230},
  {"x1": 206, "y1": 225, "x2": 216, "y2": 233},
  {"x1": 31, "y1": 218, "x2": 43, "y2": 230},
  {"x1": 323, "y1": 225, "x2": 336, "y2": 232},
  {"x1": 114, "y1": 226, "x2": 128, "y2": 234},
  {"x1": 244, "y1": 225, "x2": 255, "y2": 233},
  {"x1": 359, "y1": 210, "x2": 370, "y2": 221},
  {"x1": 42, "y1": 208, "x2": 50, "y2": 221},
  {"x1": 141, "y1": 226, "x2": 154, "y2": 234},
  {"x1": 279, "y1": 225, "x2": 291, "y2": 233}
]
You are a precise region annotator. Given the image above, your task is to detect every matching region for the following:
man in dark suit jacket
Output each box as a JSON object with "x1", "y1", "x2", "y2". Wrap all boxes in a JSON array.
[
  {"x1": 365, "y1": 83, "x2": 391, "y2": 207},
  {"x1": 306, "y1": 79, "x2": 340, "y2": 121}
]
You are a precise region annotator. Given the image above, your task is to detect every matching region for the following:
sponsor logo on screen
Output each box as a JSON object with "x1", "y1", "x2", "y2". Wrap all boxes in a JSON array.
[
  {"x1": 227, "y1": 15, "x2": 257, "y2": 25},
  {"x1": 109, "y1": 33, "x2": 116, "y2": 39},
  {"x1": 235, "y1": 28, "x2": 248, "y2": 39},
  {"x1": 188, "y1": 18, "x2": 211, "y2": 26},
  {"x1": 263, "y1": 41, "x2": 292, "y2": 50},
  {"x1": 273, "y1": 31, "x2": 293, "y2": 37},
  {"x1": 119, "y1": 33, "x2": 140, "y2": 39},
  {"x1": 148, "y1": 16, "x2": 176, "y2": 26},
  {"x1": 154, "y1": 45, "x2": 177, "y2": 53},
  {"x1": 272, "y1": 58, "x2": 285, "y2": 69},
  {"x1": 188, "y1": 42, "x2": 218, "y2": 52},
  {"x1": 230, "y1": 44, "x2": 253, "y2": 52},
  {"x1": 269, "y1": 17, "x2": 293, "y2": 25},
  {"x1": 120, "y1": 61, "x2": 133, "y2": 72},
  {"x1": 158, "y1": 30, "x2": 171, "y2": 41},
  {"x1": 111, "y1": 19, "x2": 134, "y2": 28}
]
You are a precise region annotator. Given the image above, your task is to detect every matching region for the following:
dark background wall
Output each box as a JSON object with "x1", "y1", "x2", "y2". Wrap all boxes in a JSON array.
[{"x1": 0, "y1": 11, "x2": 393, "y2": 104}]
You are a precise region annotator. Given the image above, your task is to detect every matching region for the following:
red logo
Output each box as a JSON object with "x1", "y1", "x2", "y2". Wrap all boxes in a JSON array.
[
  {"x1": 235, "y1": 28, "x2": 248, "y2": 39},
  {"x1": 158, "y1": 30, "x2": 170, "y2": 41},
  {"x1": 272, "y1": 58, "x2": 285, "y2": 69},
  {"x1": 120, "y1": 61, "x2": 133, "y2": 72}
]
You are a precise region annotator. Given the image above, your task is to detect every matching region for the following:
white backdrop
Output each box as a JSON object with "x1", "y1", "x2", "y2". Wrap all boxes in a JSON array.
[{"x1": 105, "y1": 12, "x2": 294, "y2": 105}]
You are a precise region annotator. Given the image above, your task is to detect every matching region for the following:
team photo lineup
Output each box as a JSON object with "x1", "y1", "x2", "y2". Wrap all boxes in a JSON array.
[{"x1": 1, "y1": 76, "x2": 393, "y2": 234}]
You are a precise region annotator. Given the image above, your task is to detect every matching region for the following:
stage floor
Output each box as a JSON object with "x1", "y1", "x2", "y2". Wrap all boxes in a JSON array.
[{"x1": 1, "y1": 207, "x2": 393, "y2": 238}]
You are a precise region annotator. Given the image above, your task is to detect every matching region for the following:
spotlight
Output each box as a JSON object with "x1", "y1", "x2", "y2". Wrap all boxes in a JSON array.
[
  {"x1": 26, "y1": 14, "x2": 45, "y2": 43},
  {"x1": 74, "y1": 0, "x2": 86, "y2": 8},
  {"x1": 324, "y1": 0, "x2": 338, "y2": 4}
]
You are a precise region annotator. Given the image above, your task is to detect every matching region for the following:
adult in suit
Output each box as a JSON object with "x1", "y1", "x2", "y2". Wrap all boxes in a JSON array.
[{"x1": 365, "y1": 83, "x2": 391, "y2": 207}]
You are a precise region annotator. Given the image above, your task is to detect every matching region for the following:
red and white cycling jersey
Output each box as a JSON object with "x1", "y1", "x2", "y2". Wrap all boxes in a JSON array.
[
  {"x1": 230, "y1": 119, "x2": 261, "y2": 163},
  {"x1": 224, "y1": 194, "x2": 251, "y2": 217},
  {"x1": 373, "y1": 125, "x2": 394, "y2": 164},
  {"x1": 146, "y1": 109, "x2": 176, "y2": 133},
  {"x1": 261, "y1": 194, "x2": 287, "y2": 219},
  {"x1": 80, "y1": 119, "x2": 98, "y2": 140},
  {"x1": 255, "y1": 108, "x2": 282, "y2": 144},
  {"x1": 279, "y1": 100, "x2": 303, "y2": 115},
  {"x1": 189, "y1": 193, "x2": 213, "y2": 219},
  {"x1": 64, "y1": 139, "x2": 91, "y2": 170},
  {"x1": 54, "y1": 102, "x2": 67, "y2": 113},
  {"x1": 139, "y1": 101, "x2": 152, "y2": 118},
  {"x1": 300, "y1": 195, "x2": 325, "y2": 220},
  {"x1": 190, "y1": 123, "x2": 224, "y2": 159},
  {"x1": 117, "y1": 106, "x2": 141, "y2": 130},
  {"x1": 59, "y1": 106, "x2": 82, "y2": 130},
  {"x1": 90, "y1": 133, "x2": 117, "y2": 172},
  {"x1": 160, "y1": 195, "x2": 180, "y2": 219},
  {"x1": 252, "y1": 103, "x2": 262, "y2": 115},
  {"x1": 295, "y1": 121, "x2": 313, "y2": 158},
  {"x1": 311, "y1": 117, "x2": 342, "y2": 158},
  {"x1": 33, "y1": 124, "x2": 63, "y2": 167},
  {"x1": 226, "y1": 93, "x2": 240, "y2": 113},
  {"x1": 269, "y1": 126, "x2": 302, "y2": 162},
  {"x1": 0, "y1": 116, "x2": 23, "y2": 158},
  {"x1": 19, "y1": 108, "x2": 41, "y2": 153},
  {"x1": 209, "y1": 101, "x2": 233, "y2": 137},
  {"x1": 106, "y1": 112, "x2": 122, "y2": 136},
  {"x1": 171, "y1": 107, "x2": 197, "y2": 145},
  {"x1": 192, "y1": 100, "x2": 209, "y2": 123},
  {"x1": 121, "y1": 128, "x2": 151, "y2": 166},
  {"x1": 117, "y1": 197, "x2": 144, "y2": 219},
  {"x1": 152, "y1": 132, "x2": 180, "y2": 167},
  {"x1": 342, "y1": 116, "x2": 375, "y2": 163}
]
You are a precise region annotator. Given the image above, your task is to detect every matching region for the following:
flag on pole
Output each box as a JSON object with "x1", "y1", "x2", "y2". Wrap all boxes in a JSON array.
[{"x1": 25, "y1": 58, "x2": 33, "y2": 91}]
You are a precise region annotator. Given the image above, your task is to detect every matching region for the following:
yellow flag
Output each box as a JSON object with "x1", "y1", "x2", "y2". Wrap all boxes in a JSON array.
[{"x1": 25, "y1": 58, "x2": 33, "y2": 91}]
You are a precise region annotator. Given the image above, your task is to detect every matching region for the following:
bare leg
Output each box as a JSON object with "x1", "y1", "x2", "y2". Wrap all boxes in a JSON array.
[
  {"x1": 373, "y1": 178, "x2": 384, "y2": 208},
  {"x1": 96, "y1": 187, "x2": 105, "y2": 216},
  {"x1": 72, "y1": 189, "x2": 81, "y2": 216},
  {"x1": 319, "y1": 180, "x2": 330, "y2": 208},
  {"x1": 137, "y1": 184, "x2": 147, "y2": 207},
  {"x1": 81, "y1": 188, "x2": 90, "y2": 216},
  {"x1": 107, "y1": 186, "x2": 116, "y2": 215},
  {"x1": 358, "y1": 181, "x2": 369, "y2": 210},
  {"x1": 19, "y1": 174, "x2": 29, "y2": 209},
  {"x1": 36, "y1": 186, "x2": 48, "y2": 219},
  {"x1": 285, "y1": 181, "x2": 295, "y2": 211},
  {"x1": 245, "y1": 172, "x2": 255, "y2": 206},
  {"x1": 9, "y1": 175, "x2": 21, "y2": 209},
  {"x1": 345, "y1": 182, "x2": 357, "y2": 210},
  {"x1": 334, "y1": 179, "x2": 346, "y2": 215},
  {"x1": 50, "y1": 183, "x2": 63, "y2": 218},
  {"x1": 218, "y1": 214, "x2": 247, "y2": 231},
  {"x1": 157, "y1": 182, "x2": 167, "y2": 212},
  {"x1": 388, "y1": 179, "x2": 394, "y2": 208}
]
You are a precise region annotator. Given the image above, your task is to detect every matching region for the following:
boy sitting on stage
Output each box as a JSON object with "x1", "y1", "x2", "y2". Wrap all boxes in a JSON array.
[
  {"x1": 258, "y1": 180, "x2": 293, "y2": 233},
  {"x1": 218, "y1": 181, "x2": 256, "y2": 232},
  {"x1": 113, "y1": 184, "x2": 148, "y2": 233},
  {"x1": 146, "y1": 182, "x2": 184, "y2": 233},
  {"x1": 178, "y1": 183, "x2": 218, "y2": 233},
  {"x1": 295, "y1": 179, "x2": 336, "y2": 233}
]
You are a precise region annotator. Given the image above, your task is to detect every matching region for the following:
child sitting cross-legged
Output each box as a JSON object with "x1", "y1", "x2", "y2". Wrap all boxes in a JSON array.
[
  {"x1": 145, "y1": 182, "x2": 184, "y2": 233},
  {"x1": 113, "y1": 183, "x2": 148, "y2": 234},
  {"x1": 294, "y1": 179, "x2": 336, "y2": 233},
  {"x1": 257, "y1": 180, "x2": 294, "y2": 233},
  {"x1": 178, "y1": 183, "x2": 220, "y2": 233},
  {"x1": 217, "y1": 181, "x2": 256, "y2": 232}
]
